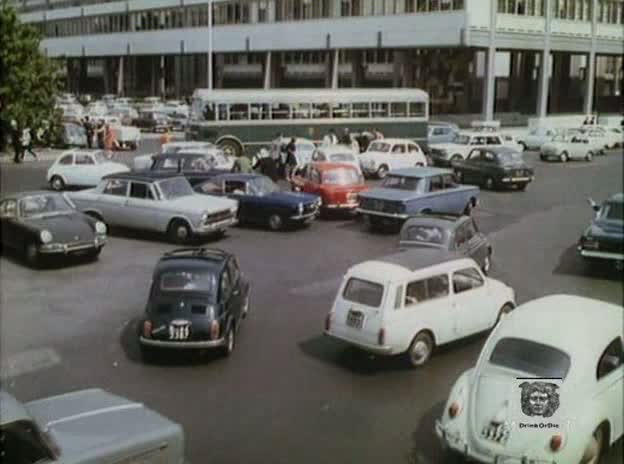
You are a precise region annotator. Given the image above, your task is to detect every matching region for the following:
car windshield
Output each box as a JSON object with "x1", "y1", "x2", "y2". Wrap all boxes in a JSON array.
[
  {"x1": 402, "y1": 225, "x2": 446, "y2": 245},
  {"x1": 92, "y1": 152, "x2": 107, "y2": 164},
  {"x1": 489, "y1": 337, "x2": 572, "y2": 379},
  {"x1": 551, "y1": 135, "x2": 568, "y2": 142},
  {"x1": 329, "y1": 153, "x2": 355, "y2": 163},
  {"x1": 156, "y1": 177, "x2": 194, "y2": 199},
  {"x1": 453, "y1": 134, "x2": 470, "y2": 144},
  {"x1": 368, "y1": 142, "x2": 390, "y2": 152},
  {"x1": 343, "y1": 278, "x2": 384, "y2": 307},
  {"x1": 322, "y1": 168, "x2": 361, "y2": 185},
  {"x1": 19, "y1": 194, "x2": 74, "y2": 218},
  {"x1": 160, "y1": 270, "x2": 217, "y2": 294},
  {"x1": 249, "y1": 176, "x2": 280, "y2": 195},
  {"x1": 497, "y1": 152, "x2": 524, "y2": 163},
  {"x1": 381, "y1": 175, "x2": 422, "y2": 191},
  {"x1": 602, "y1": 201, "x2": 624, "y2": 221}
]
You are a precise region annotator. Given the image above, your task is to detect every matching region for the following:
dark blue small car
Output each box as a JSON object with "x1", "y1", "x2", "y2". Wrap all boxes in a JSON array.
[
  {"x1": 578, "y1": 193, "x2": 624, "y2": 271},
  {"x1": 194, "y1": 173, "x2": 321, "y2": 230}
]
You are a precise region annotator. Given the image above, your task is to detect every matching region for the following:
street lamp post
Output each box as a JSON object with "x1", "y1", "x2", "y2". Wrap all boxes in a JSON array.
[{"x1": 208, "y1": 0, "x2": 213, "y2": 90}]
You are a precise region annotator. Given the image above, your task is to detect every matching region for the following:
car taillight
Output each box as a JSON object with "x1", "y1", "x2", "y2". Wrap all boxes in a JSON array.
[
  {"x1": 378, "y1": 328, "x2": 385, "y2": 346},
  {"x1": 448, "y1": 401, "x2": 462, "y2": 418},
  {"x1": 210, "y1": 320, "x2": 220, "y2": 340},
  {"x1": 142, "y1": 320, "x2": 152, "y2": 338},
  {"x1": 325, "y1": 313, "x2": 332, "y2": 332},
  {"x1": 550, "y1": 434, "x2": 564, "y2": 452}
]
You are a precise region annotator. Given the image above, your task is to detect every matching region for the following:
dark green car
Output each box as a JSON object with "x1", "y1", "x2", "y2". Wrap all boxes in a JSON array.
[{"x1": 578, "y1": 193, "x2": 624, "y2": 271}]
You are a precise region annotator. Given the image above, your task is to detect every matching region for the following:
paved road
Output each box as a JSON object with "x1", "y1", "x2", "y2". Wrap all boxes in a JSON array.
[{"x1": 1, "y1": 142, "x2": 622, "y2": 464}]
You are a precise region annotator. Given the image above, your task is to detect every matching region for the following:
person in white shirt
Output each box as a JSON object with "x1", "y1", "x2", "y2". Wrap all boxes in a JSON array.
[
  {"x1": 322, "y1": 128, "x2": 338, "y2": 146},
  {"x1": 21, "y1": 128, "x2": 37, "y2": 160}
]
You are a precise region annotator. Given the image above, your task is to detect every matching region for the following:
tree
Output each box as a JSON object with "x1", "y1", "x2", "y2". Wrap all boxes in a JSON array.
[{"x1": 0, "y1": 0, "x2": 63, "y2": 150}]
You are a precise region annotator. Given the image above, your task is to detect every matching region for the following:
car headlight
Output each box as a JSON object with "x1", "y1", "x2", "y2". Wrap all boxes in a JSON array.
[
  {"x1": 230, "y1": 206, "x2": 237, "y2": 214},
  {"x1": 201, "y1": 212, "x2": 209, "y2": 224},
  {"x1": 95, "y1": 221, "x2": 107, "y2": 235},
  {"x1": 298, "y1": 203, "x2": 304, "y2": 214},
  {"x1": 40, "y1": 230, "x2": 53, "y2": 244}
]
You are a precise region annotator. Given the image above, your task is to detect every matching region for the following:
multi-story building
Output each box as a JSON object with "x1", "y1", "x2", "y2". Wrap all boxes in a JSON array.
[{"x1": 12, "y1": 0, "x2": 624, "y2": 120}]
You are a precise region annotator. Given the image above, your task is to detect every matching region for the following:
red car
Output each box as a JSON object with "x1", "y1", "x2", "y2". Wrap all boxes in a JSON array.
[{"x1": 291, "y1": 162, "x2": 368, "y2": 212}]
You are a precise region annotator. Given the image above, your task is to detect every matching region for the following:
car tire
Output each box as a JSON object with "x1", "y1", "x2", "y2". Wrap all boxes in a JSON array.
[
  {"x1": 377, "y1": 164, "x2": 389, "y2": 179},
  {"x1": 221, "y1": 325, "x2": 236, "y2": 357},
  {"x1": 451, "y1": 154, "x2": 463, "y2": 163},
  {"x1": 168, "y1": 219, "x2": 192, "y2": 244},
  {"x1": 484, "y1": 177, "x2": 496, "y2": 190},
  {"x1": 50, "y1": 175, "x2": 65, "y2": 191},
  {"x1": 268, "y1": 214, "x2": 284, "y2": 231},
  {"x1": 406, "y1": 332, "x2": 434, "y2": 368},
  {"x1": 24, "y1": 242, "x2": 40, "y2": 268},
  {"x1": 585, "y1": 152, "x2": 593, "y2": 162},
  {"x1": 581, "y1": 425, "x2": 606, "y2": 464},
  {"x1": 242, "y1": 293, "x2": 250, "y2": 319},
  {"x1": 560, "y1": 152, "x2": 569, "y2": 162},
  {"x1": 519, "y1": 141, "x2": 527, "y2": 152},
  {"x1": 463, "y1": 201, "x2": 473, "y2": 216},
  {"x1": 495, "y1": 303, "x2": 515, "y2": 325},
  {"x1": 482, "y1": 253, "x2": 492, "y2": 275}
]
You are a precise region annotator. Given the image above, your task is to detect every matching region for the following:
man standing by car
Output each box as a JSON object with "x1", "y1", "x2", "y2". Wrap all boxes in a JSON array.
[
  {"x1": 83, "y1": 116, "x2": 94, "y2": 148},
  {"x1": 323, "y1": 128, "x2": 338, "y2": 145},
  {"x1": 10, "y1": 120, "x2": 23, "y2": 163},
  {"x1": 285, "y1": 137, "x2": 297, "y2": 181}
]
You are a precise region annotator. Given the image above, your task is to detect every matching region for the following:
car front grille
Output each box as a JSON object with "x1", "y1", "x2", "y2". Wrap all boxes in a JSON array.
[
  {"x1": 360, "y1": 198, "x2": 403, "y2": 214},
  {"x1": 204, "y1": 209, "x2": 233, "y2": 224},
  {"x1": 303, "y1": 203, "x2": 318, "y2": 215}
]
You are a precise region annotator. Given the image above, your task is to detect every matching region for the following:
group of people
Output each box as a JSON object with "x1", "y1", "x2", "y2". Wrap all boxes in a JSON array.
[
  {"x1": 322, "y1": 127, "x2": 384, "y2": 153},
  {"x1": 10, "y1": 120, "x2": 44, "y2": 164},
  {"x1": 82, "y1": 116, "x2": 119, "y2": 156}
]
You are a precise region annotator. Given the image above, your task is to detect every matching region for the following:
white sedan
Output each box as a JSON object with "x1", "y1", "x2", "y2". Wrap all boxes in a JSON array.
[
  {"x1": 311, "y1": 145, "x2": 362, "y2": 174},
  {"x1": 47, "y1": 150, "x2": 129, "y2": 191},
  {"x1": 436, "y1": 294, "x2": 623, "y2": 464},
  {"x1": 540, "y1": 135, "x2": 596, "y2": 162},
  {"x1": 358, "y1": 138, "x2": 428, "y2": 178}
]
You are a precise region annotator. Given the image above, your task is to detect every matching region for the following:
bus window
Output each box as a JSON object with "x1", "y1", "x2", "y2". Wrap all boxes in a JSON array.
[
  {"x1": 312, "y1": 104, "x2": 330, "y2": 119},
  {"x1": 250, "y1": 104, "x2": 268, "y2": 120},
  {"x1": 218, "y1": 104, "x2": 228, "y2": 121},
  {"x1": 391, "y1": 102, "x2": 407, "y2": 117},
  {"x1": 352, "y1": 102, "x2": 370, "y2": 118},
  {"x1": 203, "y1": 104, "x2": 216, "y2": 121},
  {"x1": 371, "y1": 102, "x2": 389, "y2": 117},
  {"x1": 409, "y1": 102, "x2": 425, "y2": 117},
  {"x1": 230, "y1": 104, "x2": 249, "y2": 120},
  {"x1": 272, "y1": 103, "x2": 290, "y2": 120},
  {"x1": 332, "y1": 103, "x2": 350, "y2": 118},
  {"x1": 293, "y1": 103, "x2": 312, "y2": 119}
]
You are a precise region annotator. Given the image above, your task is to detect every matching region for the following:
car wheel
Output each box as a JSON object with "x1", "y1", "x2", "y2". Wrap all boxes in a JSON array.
[
  {"x1": 50, "y1": 175, "x2": 65, "y2": 191},
  {"x1": 482, "y1": 253, "x2": 492, "y2": 275},
  {"x1": 242, "y1": 293, "x2": 250, "y2": 319},
  {"x1": 560, "y1": 152, "x2": 569, "y2": 162},
  {"x1": 168, "y1": 219, "x2": 192, "y2": 244},
  {"x1": 495, "y1": 303, "x2": 515, "y2": 325},
  {"x1": 222, "y1": 325, "x2": 236, "y2": 357},
  {"x1": 585, "y1": 152, "x2": 593, "y2": 162},
  {"x1": 581, "y1": 426, "x2": 606, "y2": 464},
  {"x1": 519, "y1": 142, "x2": 527, "y2": 152},
  {"x1": 450, "y1": 154, "x2": 463, "y2": 163},
  {"x1": 406, "y1": 332, "x2": 434, "y2": 368},
  {"x1": 268, "y1": 214, "x2": 283, "y2": 231},
  {"x1": 24, "y1": 242, "x2": 40, "y2": 268},
  {"x1": 377, "y1": 164, "x2": 389, "y2": 179},
  {"x1": 484, "y1": 176, "x2": 496, "y2": 190}
]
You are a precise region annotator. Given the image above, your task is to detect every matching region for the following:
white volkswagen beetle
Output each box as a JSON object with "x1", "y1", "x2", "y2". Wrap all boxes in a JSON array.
[
  {"x1": 359, "y1": 138, "x2": 428, "y2": 178},
  {"x1": 324, "y1": 249, "x2": 515, "y2": 367},
  {"x1": 47, "y1": 150, "x2": 129, "y2": 191},
  {"x1": 436, "y1": 294, "x2": 623, "y2": 464}
]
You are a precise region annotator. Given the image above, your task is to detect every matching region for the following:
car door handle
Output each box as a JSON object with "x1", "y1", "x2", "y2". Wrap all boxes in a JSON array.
[{"x1": 232, "y1": 289, "x2": 240, "y2": 296}]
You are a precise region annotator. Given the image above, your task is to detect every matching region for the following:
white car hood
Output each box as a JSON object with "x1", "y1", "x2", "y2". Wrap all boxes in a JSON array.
[{"x1": 166, "y1": 194, "x2": 237, "y2": 215}]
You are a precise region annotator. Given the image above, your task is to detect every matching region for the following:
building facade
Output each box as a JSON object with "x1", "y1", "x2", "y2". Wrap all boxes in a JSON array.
[{"x1": 13, "y1": 0, "x2": 624, "y2": 119}]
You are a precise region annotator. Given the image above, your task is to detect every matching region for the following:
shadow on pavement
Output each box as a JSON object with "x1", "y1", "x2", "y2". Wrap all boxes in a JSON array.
[
  {"x1": 119, "y1": 317, "x2": 225, "y2": 367},
  {"x1": 406, "y1": 400, "x2": 451, "y2": 464},
  {"x1": 554, "y1": 243, "x2": 623, "y2": 282}
]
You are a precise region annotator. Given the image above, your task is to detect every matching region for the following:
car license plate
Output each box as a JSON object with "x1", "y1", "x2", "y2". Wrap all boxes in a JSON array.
[{"x1": 346, "y1": 310, "x2": 364, "y2": 329}]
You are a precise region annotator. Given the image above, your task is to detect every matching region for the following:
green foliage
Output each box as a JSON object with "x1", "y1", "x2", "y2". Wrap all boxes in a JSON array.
[{"x1": 0, "y1": 0, "x2": 62, "y2": 141}]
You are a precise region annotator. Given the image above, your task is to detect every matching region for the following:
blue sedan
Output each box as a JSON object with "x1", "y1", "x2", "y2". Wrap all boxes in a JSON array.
[{"x1": 194, "y1": 174, "x2": 321, "y2": 231}]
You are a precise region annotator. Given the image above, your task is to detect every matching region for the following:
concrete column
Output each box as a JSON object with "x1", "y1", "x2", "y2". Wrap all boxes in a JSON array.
[
  {"x1": 583, "y1": 0, "x2": 598, "y2": 115},
  {"x1": 402, "y1": 51, "x2": 414, "y2": 88},
  {"x1": 264, "y1": 51, "x2": 272, "y2": 89},
  {"x1": 536, "y1": 0, "x2": 552, "y2": 118},
  {"x1": 79, "y1": 58, "x2": 88, "y2": 94},
  {"x1": 159, "y1": 55, "x2": 166, "y2": 98},
  {"x1": 324, "y1": 51, "x2": 332, "y2": 88},
  {"x1": 351, "y1": 50, "x2": 364, "y2": 88},
  {"x1": 175, "y1": 55, "x2": 181, "y2": 98},
  {"x1": 331, "y1": 49, "x2": 339, "y2": 89},
  {"x1": 270, "y1": 52, "x2": 282, "y2": 88},
  {"x1": 482, "y1": 0, "x2": 497, "y2": 121},
  {"x1": 393, "y1": 50, "x2": 404, "y2": 88},
  {"x1": 117, "y1": 56, "x2": 124, "y2": 96},
  {"x1": 150, "y1": 57, "x2": 157, "y2": 96}
]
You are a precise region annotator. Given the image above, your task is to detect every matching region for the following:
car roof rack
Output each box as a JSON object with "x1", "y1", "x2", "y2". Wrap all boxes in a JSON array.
[{"x1": 163, "y1": 248, "x2": 229, "y2": 259}]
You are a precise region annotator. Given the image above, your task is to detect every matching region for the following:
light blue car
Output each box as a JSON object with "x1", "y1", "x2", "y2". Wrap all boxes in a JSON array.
[{"x1": 517, "y1": 126, "x2": 559, "y2": 151}]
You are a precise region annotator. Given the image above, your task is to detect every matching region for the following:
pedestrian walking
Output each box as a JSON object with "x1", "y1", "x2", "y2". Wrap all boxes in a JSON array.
[
  {"x1": 96, "y1": 120, "x2": 105, "y2": 149},
  {"x1": 10, "y1": 120, "x2": 23, "y2": 164},
  {"x1": 285, "y1": 137, "x2": 298, "y2": 181},
  {"x1": 21, "y1": 128, "x2": 38, "y2": 160},
  {"x1": 104, "y1": 124, "x2": 119, "y2": 158},
  {"x1": 160, "y1": 128, "x2": 173, "y2": 147},
  {"x1": 83, "y1": 116, "x2": 94, "y2": 149}
]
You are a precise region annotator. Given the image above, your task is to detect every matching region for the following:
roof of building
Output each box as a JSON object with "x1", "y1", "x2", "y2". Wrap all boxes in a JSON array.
[{"x1": 388, "y1": 167, "x2": 453, "y2": 178}]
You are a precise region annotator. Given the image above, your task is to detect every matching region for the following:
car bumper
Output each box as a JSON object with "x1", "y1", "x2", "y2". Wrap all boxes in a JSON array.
[
  {"x1": 289, "y1": 211, "x2": 319, "y2": 222},
  {"x1": 139, "y1": 336, "x2": 226, "y2": 349},
  {"x1": 578, "y1": 247, "x2": 624, "y2": 261},
  {"x1": 194, "y1": 217, "x2": 238, "y2": 234},
  {"x1": 356, "y1": 208, "x2": 408, "y2": 220},
  {"x1": 499, "y1": 176, "x2": 534, "y2": 184},
  {"x1": 324, "y1": 330, "x2": 393, "y2": 355},
  {"x1": 39, "y1": 238, "x2": 105, "y2": 255},
  {"x1": 435, "y1": 421, "x2": 555, "y2": 464},
  {"x1": 323, "y1": 202, "x2": 359, "y2": 210}
]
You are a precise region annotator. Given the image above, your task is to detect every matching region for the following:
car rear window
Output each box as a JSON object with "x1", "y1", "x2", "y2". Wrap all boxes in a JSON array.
[
  {"x1": 402, "y1": 225, "x2": 446, "y2": 245},
  {"x1": 489, "y1": 337, "x2": 571, "y2": 379},
  {"x1": 343, "y1": 278, "x2": 384, "y2": 308},
  {"x1": 160, "y1": 271, "x2": 217, "y2": 295}
]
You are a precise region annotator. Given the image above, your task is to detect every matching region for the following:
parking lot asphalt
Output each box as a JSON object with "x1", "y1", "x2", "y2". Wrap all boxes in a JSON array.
[{"x1": 1, "y1": 140, "x2": 622, "y2": 464}]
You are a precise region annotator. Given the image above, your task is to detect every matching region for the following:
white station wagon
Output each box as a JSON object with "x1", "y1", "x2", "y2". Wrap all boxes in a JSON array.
[
  {"x1": 359, "y1": 138, "x2": 428, "y2": 178},
  {"x1": 436, "y1": 295, "x2": 623, "y2": 464},
  {"x1": 324, "y1": 249, "x2": 515, "y2": 367},
  {"x1": 47, "y1": 150, "x2": 129, "y2": 191}
]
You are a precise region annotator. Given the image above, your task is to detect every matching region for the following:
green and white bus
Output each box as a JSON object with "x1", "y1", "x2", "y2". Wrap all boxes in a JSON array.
[{"x1": 186, "y1": 88, "x2": 429, "y2": 157}]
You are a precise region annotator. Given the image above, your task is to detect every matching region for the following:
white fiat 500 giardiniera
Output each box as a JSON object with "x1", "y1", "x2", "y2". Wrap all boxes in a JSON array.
[
  {"x1": 436, "y1": 294, "x2": 623, "y2": 464},
  {"x1": 324, "y1": 249, "x2": 515, "y2": 367}
]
